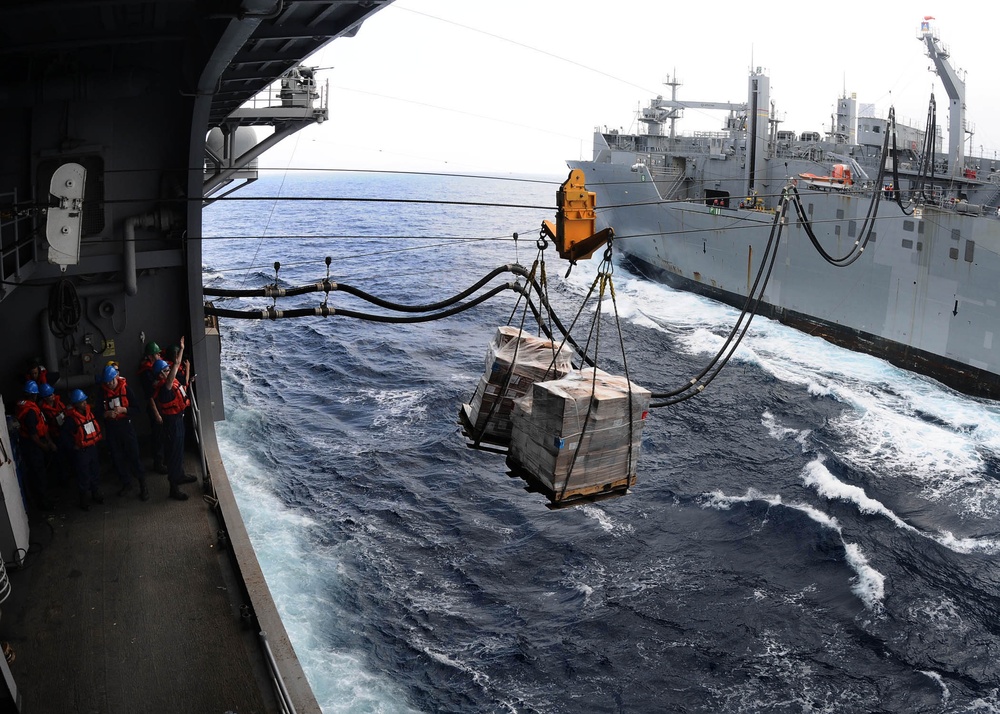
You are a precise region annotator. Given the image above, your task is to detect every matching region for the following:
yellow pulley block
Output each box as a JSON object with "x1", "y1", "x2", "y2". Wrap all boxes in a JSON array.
[{"x1": 542, "y1": 169, "x2": 613, "y2": 263}]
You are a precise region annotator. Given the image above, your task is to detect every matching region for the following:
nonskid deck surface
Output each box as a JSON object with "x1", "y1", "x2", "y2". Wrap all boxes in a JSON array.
[{"x1": 1, "y1": 451, "x2": 271, "y2": 714}]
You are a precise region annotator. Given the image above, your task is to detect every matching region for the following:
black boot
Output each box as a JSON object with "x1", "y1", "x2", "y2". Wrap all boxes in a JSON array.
[
  {"x1": 169, "y1": 486, "x2": 189, "y2": 501},
  {"x1": 117, "y1": 482, "x2": 131, "y2": 497},
  {"x1": 79, "y1": 493, "x2": 89, "y2": 511},
  {"x1": 91, "y1": 490, "x2": 104, "y2": 505},
  {"x1": 139, "y1": 482, "x2": 150, "y2": 502}
]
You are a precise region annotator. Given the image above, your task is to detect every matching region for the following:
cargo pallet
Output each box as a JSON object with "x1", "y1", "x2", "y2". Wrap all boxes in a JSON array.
[
  {"x1": 505, "y1": 455, "x2": 634, "y2": 510},
  {"x1": 458, "y1": 403, "x2": 509, "y2": 454}
]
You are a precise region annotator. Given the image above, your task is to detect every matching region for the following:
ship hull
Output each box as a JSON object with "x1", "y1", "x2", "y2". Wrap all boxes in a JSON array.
[{"x1": 569, "y1": 159, "x2": 1000, "y2": 400}]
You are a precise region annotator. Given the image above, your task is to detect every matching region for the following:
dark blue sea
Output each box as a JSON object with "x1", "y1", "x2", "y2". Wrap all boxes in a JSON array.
[{"x1": 203, "y1": 172, "x2": 1000, "y2": 713}]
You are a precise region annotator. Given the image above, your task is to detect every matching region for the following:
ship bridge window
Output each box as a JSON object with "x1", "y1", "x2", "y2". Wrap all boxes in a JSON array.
[
  {"x1": 903, "y1": 220, "x2": 915, "y2": 232},
  {"x1": 902, "y1": 239, "x2": 914, "y2": 249},
  {"x1": 951, "y1": 228, "x2": 961, "y2": 241},
  {"x1": 965, "y1": 240, "x2": 976, "y2": 262},
  {"x1": 950, "y1": 247, "x2": 960, "y2": 260},
  {"x1": 848, "y1": 220, "x2": 857, "y2": 237}
]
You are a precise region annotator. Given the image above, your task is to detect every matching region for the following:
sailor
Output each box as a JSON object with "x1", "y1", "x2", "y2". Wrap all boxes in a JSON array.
[
  {"x1": 164, "y1": 344, "x2": 192, "y2": 397},
  {"x1": 99, "y1": 364, "x2": 149, "y2": 501},
  {"x1": 38, "y1": 382, "x2": 73, "y2": 485},
  {"x1": 153, "y1": 336, "x2": 195, "y2": 501},
  {"x1": 14, "y1": 380, "x2": 56, "y2": 510},
  {"x1": 22, "y1": 356, "x2": 51, "y2": 387},
  {"x1": 66, "y1": 389, "x2": 104, "y2": 511},
  {"x1": 137, "y1": 341, "x2": 167, "y2": 473}
]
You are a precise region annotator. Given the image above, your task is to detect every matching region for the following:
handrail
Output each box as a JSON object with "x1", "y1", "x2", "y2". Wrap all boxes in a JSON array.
[{"x1": 260, "y1": 630, "x2": 296, "y2": 714}]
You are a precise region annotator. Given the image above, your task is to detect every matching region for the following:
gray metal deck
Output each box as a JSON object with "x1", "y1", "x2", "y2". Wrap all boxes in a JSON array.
[{"x1": 2, "y1": 452, "x2": 276, "y2": 713}]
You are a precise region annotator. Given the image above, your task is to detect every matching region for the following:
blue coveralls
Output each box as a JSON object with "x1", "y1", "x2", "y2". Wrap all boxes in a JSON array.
[{"x1": 103, "y1": 381, "x2": 147, "y2": 490}]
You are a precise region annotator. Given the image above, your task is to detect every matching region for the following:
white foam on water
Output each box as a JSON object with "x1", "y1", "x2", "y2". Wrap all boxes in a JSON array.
[
  {"x1": 841, "y1": 542, "x2": 885, "y2": 609},
  {"x1": 701, "y1": 488, "x2": 884, "y2": 609},
  {"x1": 217, "y1": 421, "x2": 418, "y2": 714},
  {"x1": 798, "y1": 453, "x2": 1000, "y2": 555},
  {"x1": 611, "y1": 273, "x2": 1000, "y2": 523},
  {"x1": 579, "y1": 503, "x2": 635, "y2": 536},
  {"x1": 918, "y1": 670, "x2": 950, "y2": 706},
  {"x1": 801, "y1": 457, "x2": 912, "y2": 529}
]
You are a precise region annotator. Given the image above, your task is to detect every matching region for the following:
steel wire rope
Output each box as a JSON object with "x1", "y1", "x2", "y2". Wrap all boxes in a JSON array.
[
  {"x1": 785, "y1": 113, "x2": 894, "y2": 268},
  {"x1": 554, "y1": 242, "x2": 636, "y2": 501},
  {"x1": 114, "y1": 194, "x2": 556, "y2": 211},
  {"x1": 908, "y1": 94, "x2": 938, "y2": 205},
  {"x1": 468, "y1": 251, "x2": 543, "y2": 449},
  {"x1": 472, "y1": 236, "x2": 576, "y2": 449},
  {"x1": 203, "y1": 235, "x2": 518, "y2": 275},
  {"x1": 204, "y1": 253, "x2": 597, "y2": 368},
  {"x1": 236, "y1": 135, "x2": 300, "y2": 289},
  {"x1": 648, "y1": 193, "x2": 789, "y2": 406},
  {"x1": 205, "y1": 282, "x2": 514, "y2": 322},
  {"x1": 205, "y1": 263, "x2": 530, "y2": 308}
]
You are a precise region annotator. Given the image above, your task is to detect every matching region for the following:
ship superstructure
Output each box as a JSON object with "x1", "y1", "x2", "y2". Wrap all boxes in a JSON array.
[
  {"x1": 0, "y1": 1, "x2": 392, "y2": 710},
  {"x1": 570, "y1": 20, "x2": 1000, "y2": 398}
]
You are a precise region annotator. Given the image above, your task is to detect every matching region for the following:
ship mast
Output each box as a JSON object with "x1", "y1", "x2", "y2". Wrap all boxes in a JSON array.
[{"x1": 919, "y1": 17, "x2": 965, "y2": 179}]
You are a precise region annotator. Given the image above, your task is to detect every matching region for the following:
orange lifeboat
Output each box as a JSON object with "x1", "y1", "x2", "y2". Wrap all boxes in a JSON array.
[{"x1": 798, "y1": 163, "x2": 853, "y2": 189}]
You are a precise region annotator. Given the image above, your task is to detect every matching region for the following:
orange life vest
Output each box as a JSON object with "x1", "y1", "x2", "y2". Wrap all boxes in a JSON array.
[
  {"x1": 14, "y1": 399, "x2": 48, "y2": 440},
  {"x1": 137, "y1": 356, "x2": 155, "y2": 376},
  {"x1": 101, "y1": 377, "x2": 131, "y2": 419},
  {"x1": 154, "y1": 377, "x2": 190, "y2": 416},
  {"x1": 39, "y1": 395, "x2": 67, "y2": 431},
  {"x1": 67, "y1": 404, "x2": 102, "y2": 448}
]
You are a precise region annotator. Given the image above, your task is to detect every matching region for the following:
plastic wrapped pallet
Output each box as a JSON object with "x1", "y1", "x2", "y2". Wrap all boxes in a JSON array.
[
  {"x1": 462, "y1": 326, "x2": 575, "y2": 444},
  {"x1": 509, "y1": 368, "x2": 650, "y2": 501}
]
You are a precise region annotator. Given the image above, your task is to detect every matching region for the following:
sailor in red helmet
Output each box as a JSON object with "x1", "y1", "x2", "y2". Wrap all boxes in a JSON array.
[
  {"x1": 66, "y1": 388, "x2": 104, "y2": 511},
  {"x1": 14, "y1": 380, "x2": 56, "y2": 510},
  {"x1": 99, "y1": 364, "x2": 149, "y2": 501},
  {"x1": 153, "y1": 336, "x2": 195, "y2": 501}
]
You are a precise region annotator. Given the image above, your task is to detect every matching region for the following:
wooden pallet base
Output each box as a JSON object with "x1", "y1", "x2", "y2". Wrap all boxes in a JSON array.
[
  {"x1": 458, "y1": 403, "x2": 510, "y2": 454},
  {"x1": 505, "y1": 455, "x2": 633, "y2": 509}
]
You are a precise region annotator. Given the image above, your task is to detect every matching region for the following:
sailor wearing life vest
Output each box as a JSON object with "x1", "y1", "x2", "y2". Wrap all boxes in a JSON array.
[
  {"x1": 14, "y1": 380, "x2": 56, "y2": 510},
  {"x1": 38, "y1": 382, "x2": 73, "y2": 485},
  {"x1": 99, "y1": 364, "x2": 149, "y2": 501},
  {"x1": 153, "y1": 336, "x2": 195, "y2": 501},
  {"x1": 67, "y1": 389, "x2": 104, "y2": 511},
  {"x1": 137, "y1": 341, "x2": 167, "y2": 473},
  {"x1": 22, "y1": 356, "x2": 52, "y2": 388}
]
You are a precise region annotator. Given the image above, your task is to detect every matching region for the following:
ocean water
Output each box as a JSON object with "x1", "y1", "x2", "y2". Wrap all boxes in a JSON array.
[{"x1": 203, "y1": 172, "x2": 1000, "y2": 713}]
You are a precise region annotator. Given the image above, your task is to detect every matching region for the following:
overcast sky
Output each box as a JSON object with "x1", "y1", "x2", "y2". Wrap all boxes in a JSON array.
[{"x1": 258, "y1": 1, "x2": 1000, "y2": 176}]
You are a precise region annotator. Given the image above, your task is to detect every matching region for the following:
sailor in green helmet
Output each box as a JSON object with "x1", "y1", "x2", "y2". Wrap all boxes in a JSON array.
[{"x1": 137, "y1": 340, "x2": 167, "y2": 473}]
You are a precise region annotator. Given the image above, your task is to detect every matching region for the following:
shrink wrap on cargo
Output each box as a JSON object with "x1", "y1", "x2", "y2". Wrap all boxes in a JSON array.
[
  {"x1": 463, "y1": 326, "x2": 575, "y2": 444},
  {"x1": 509, "y1": 368, "x2": 649, "y2": 500}
]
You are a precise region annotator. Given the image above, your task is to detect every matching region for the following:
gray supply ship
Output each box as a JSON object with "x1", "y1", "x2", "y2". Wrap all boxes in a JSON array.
[
  {"x1": 0, "y1": 1, "x2": 392, "y2": 711},
  {"x1": 570, "y1": 18, "x2": 1000, "y2": 399}
]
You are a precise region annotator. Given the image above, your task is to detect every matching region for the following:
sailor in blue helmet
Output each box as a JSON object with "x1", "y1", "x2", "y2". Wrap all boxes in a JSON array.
[
  {"x1": 66, "y1": 388, "x2": 104, "y2": 511},
  {"x1": 99, "y1": 364, "x2": 149, "y2": 501},
  {"x1": 13, "y1": 380, "x2": 56, "y2": 510},
  {"x1": 152, "y1": 337, "x2": 195, "y2": 501},
  {"x1": 38, "y1": 381, "x2": 73, "y2": 485}
]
